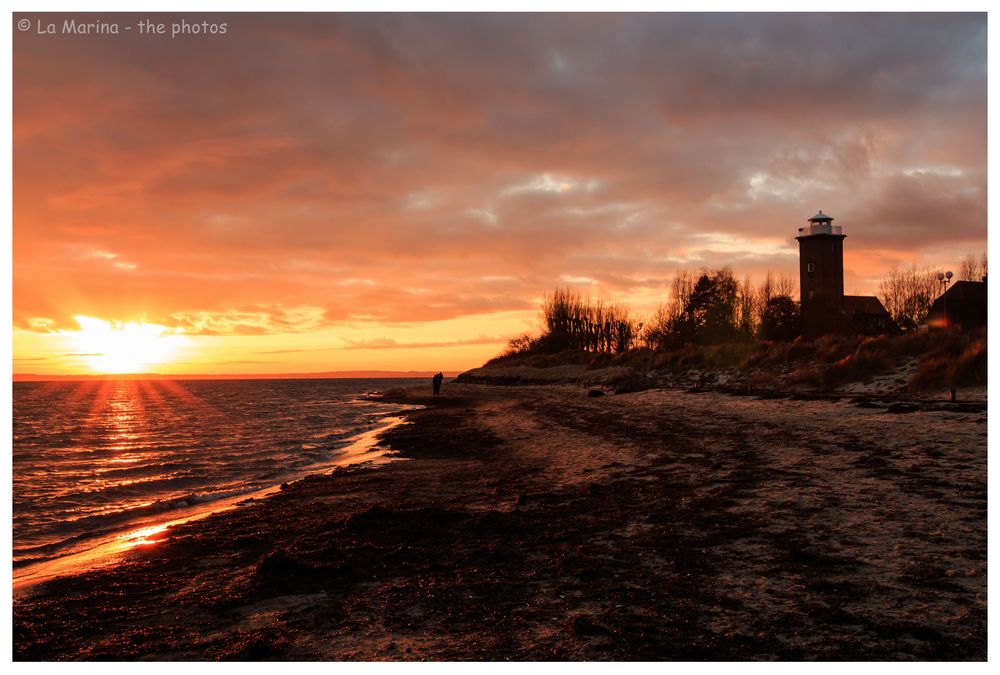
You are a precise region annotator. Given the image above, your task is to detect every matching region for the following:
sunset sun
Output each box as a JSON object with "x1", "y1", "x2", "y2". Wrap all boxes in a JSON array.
[{"x1": 66, "y1": 315, "x2": 189, "y2": 374}]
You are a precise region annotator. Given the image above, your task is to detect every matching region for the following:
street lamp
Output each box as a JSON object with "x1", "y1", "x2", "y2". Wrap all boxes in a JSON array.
[
  {"x1": 937, "y1": 270, "x2": 955, "y2": 402},
  {"x1": 937, "y1": 271, "x2": 953, "y2": 330}
]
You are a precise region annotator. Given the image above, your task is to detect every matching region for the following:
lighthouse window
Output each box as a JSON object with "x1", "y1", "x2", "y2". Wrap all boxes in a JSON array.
[
  {"x1": 808, "y1": 290, "x2": 815, "y2": 300},
  {"x1": 807, "y1": 262, "x2": 815, "y2": 273}
]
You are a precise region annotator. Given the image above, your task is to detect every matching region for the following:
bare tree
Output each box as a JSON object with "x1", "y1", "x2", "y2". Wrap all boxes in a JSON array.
[
  {"x1": 736, "y1": 274, "x2": 756, "y2": 339},
  {"x1": 641, "y1": 303, "x2": 672, "y2": 350},
  {"x1": 959, "y1": 252, "x2": 988, "y2": 281},
  {"x1": 539, "y1": 288, "x2": 638, "y2": 353},
  {"x1": 753, "y1": 272, "x2": 796, "y2": 333},
  {"x1": 775, "y1": 274, "x2": 796, "y2": 298},
  {"x1": 665, "y1": 270, "x2": 695, "y2": 325},
  {"x1": 878, "y1": 266, "x2": 942, "y2": 330},
  {"x1": 754, "y1": 271, "x2": 777, "y2": 328}
]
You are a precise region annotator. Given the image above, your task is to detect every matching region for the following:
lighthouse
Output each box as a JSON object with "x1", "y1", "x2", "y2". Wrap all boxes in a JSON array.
[
  {"x1": 795, "y1": 210, "x2": 896, "y2": 337},
  {"x1": 796, "y1": 210, "x2": 845, "y2": 308}
]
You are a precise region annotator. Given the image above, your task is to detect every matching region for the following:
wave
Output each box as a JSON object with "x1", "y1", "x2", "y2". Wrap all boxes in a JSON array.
[
  {"x1": 13, "y1": 378, "x2": 419, "y2": 570},
  {"x1": 13, "y1": 487, "x2": 254, "y2": 562}
]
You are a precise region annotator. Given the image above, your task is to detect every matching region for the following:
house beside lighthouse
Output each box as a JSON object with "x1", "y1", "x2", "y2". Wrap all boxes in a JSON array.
[{"x1": 796, "y1": 211, "x2": 896, "y2": 337}]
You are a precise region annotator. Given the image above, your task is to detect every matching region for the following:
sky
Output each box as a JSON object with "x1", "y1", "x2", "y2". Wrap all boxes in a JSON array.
[{"x1": 12, "y1": 12, "x2": 987, "y2": 375}]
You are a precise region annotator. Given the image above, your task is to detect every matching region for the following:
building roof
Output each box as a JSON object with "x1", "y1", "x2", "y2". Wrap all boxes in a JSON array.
[
  {"x1": 931, "y1": 279, "x2": 987, "y2": 306},
  {"x1": 808, "y1": 211, "x2": 833, "y2": 222},
  {"x1": 842, "y1": 295, "x2": 891, "y2": 317},
  {"x1": 842, "y1": 295, "x2": 899, "y2": 335},
  {"x1": 924, "y1": 280, "x2": 987, "y2": 329}
]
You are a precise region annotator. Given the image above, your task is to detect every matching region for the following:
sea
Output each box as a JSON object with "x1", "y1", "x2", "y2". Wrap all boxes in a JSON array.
[{"x1": 12, "y1": 378, "x2": 420, "y2": 581}]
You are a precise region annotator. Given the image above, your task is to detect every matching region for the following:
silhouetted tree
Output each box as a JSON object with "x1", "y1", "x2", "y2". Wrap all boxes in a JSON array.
[
  {"x1": 754, "y1": 271, "x2": 796, "y2": 328},
  {"x1": 641, "y1": 303, "x2": 672, "y2": 350},
  {"x1": 736, "y1": 274, "x2": 755, "y2": 340},
  {"x1": 760, "y1": 295, "x2": 801, "y2": 342},
  {"x1": 665, "y1": 270, "x2": 695, "y2": 325},
  {"x1": 959, "y1": 252, "x2": 987, "y2": 281},
  {"x1": 677, "y1": 268, "x2": 740, "y2": 345},
  {"x1": 539, "y1": 288, "x2": 639, "y2": 353},
  {"x1": 878, "y1": 266, "x2": 941, "y2": 331},
  {"x1": 501, "y1": 332, "x2": 538, "y2": 357}
]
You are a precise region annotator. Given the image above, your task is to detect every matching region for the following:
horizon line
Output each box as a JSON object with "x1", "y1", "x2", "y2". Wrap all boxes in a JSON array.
[{"x1": 12, "y1": 369, "x2": 464, "y2": 382}]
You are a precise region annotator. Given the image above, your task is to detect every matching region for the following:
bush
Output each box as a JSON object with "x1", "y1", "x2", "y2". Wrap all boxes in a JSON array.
[{"x1": 501, "y1": 332, "x2": 538, "y2": 357}]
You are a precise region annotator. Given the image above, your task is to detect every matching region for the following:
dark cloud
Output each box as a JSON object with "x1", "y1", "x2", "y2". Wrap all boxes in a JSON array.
[{"x1": 13, "y1": 13, "x2": 986, "y2": 332}]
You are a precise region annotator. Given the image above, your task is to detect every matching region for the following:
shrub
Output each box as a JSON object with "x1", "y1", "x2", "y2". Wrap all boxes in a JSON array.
[{"x1": 502, "y1": 332, "x2": 538, "y2": 357}]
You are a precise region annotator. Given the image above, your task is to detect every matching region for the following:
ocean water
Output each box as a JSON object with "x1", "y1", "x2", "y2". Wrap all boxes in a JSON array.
[{"x1": 12, "y1": 378, "x2": 419, "y2": 571}]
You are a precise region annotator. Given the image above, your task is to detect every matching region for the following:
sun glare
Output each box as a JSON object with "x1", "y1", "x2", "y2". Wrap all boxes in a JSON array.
[{"x1": 67, "y1": 315, "x2": 189, "y2": 374}]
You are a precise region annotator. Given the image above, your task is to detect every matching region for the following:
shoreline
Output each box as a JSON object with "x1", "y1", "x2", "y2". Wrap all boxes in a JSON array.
[
  {"x1": 14, "y1": 383, "x2": 986, "y2": 660},
  {"x1": 13, "y1": 412, "x2": 413, "y2": 595}
]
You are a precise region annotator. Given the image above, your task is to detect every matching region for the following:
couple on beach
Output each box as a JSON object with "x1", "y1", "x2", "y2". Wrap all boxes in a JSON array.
[{"x1": 432, "y1": 372, "x2": 444, "y2": 397}]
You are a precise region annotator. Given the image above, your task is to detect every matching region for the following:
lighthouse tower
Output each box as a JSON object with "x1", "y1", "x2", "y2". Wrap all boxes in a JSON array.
[{"x1": 796, "y1": 211, "x2": 845, "y2": 308}]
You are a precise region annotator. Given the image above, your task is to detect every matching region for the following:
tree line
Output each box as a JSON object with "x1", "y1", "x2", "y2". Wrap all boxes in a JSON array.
[
  {"x1": 503, "y1": 252, "x2": 985, "y2": 357},
  {"x1": 504, "y1": 268, "x2": 800, "y2": 357}
]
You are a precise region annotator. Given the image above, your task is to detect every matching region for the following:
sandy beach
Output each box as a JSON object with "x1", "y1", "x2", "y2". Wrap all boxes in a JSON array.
[{"x1": 13, "y1": 383, "x2": 986, "y2": 660}]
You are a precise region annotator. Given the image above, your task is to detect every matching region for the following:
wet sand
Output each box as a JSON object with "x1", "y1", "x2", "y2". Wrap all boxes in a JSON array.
[{"x1": 13, "y1": 384, "x2": 987, "y2": 660}]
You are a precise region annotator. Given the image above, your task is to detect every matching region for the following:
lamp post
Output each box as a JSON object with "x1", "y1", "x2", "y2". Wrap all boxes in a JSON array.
[
  {"x1": 936, "y1": 271, "x2": 953, "y2": 331},
  {"x1": 937, "y1": 270, "x2": 954, "y2": 401}
]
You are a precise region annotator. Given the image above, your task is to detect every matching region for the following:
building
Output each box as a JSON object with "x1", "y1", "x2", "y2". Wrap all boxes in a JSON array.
[
  {"x1": 796, "y1": 211, "x2": 896, "y2": 337},
  {"x1": 796, "y1": 211, "x2": 844, "y2": 306},
  {"x1": 841, "y1": 295, "x2": 896, "y2": 335},
  {"x1": 923, "y1": 278, "x2": 987, "y2": 331}
]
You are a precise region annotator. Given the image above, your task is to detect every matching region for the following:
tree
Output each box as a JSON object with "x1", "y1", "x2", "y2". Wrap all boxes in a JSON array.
[
  {"x1": 665, "y1": 270, "x2": 695, "y2": 327},
  {"x1": 500, "y1": 332, "x2": 538, "y2": 357},
  {"x1": 735, "y1": 274, "x2": 755, "y2": 340},
  {"x1": 640, "y1": 304, "x2": 669, "y2": 350},
  {"x1": 678, "y1": 268, "x2": 740, "y2": 344},
  {"x1": 760, "y1": 295, "x2": 801, "y2": 342},
  {"x1": 774, "y1": 274, "x2": 796, "y2": 298},
  {"x1": 538, "y1": 288, "x2": 639, "y2": 354},
  {"x1": 878, "y1": 266, "x2": 941, "y2": 330},
  {"x1": 959, "y1": 253, "x2": 987, "y2": 282},
  {"x1": 754, "y1": 271, "x2": 796, "y2": 332}
]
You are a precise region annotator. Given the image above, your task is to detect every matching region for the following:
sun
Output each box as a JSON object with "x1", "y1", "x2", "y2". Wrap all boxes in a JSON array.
[{"x1": 66, "y1": 315, "x2": 189, "y2": 374}]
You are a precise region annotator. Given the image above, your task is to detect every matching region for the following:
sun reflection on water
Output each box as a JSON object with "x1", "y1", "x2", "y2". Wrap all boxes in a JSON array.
[{"x1": 119, "y1": 523, "x2": 171, "y2": 548}]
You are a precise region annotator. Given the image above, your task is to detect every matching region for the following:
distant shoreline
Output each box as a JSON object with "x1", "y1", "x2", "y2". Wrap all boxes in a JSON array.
[{"x1": 12, "y1": 371, "x2": 462, "y2": 382}]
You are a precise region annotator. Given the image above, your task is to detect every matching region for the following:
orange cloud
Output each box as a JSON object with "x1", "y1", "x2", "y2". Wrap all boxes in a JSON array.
[{"x1": 12, "y1": 13, "x2": 986, "y2": 373}]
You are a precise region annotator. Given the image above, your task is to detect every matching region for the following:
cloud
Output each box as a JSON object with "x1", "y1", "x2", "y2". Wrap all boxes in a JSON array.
[
  {"x1": 341, "y1": 335, "x2": 506, "y2": 350},
  {"x1": 13, "y1": 13, "x2": 986, "y2": 341},
  {"x1": 169, "y1": 305, "x2": 328, "y2": 335}
]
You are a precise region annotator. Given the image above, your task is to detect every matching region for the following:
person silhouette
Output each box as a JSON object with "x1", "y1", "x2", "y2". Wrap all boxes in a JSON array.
[{"x1": 432, "y1": 372, "x2": 443, "y2": 397}]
